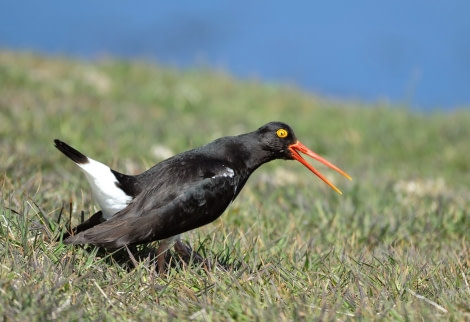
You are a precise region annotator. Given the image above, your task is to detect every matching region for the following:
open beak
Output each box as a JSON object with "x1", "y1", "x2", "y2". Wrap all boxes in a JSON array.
[{"x1": 288, "y1": 141, "x2": 352, "y2": 194}]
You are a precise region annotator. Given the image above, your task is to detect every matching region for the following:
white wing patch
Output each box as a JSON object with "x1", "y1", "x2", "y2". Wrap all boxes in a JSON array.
[
  {"x1": 212, "y1": 167, "x2": 235, "y2": 179},
  {"x1": 76, "y1": 157, "x2": 132, "y2": 219}
]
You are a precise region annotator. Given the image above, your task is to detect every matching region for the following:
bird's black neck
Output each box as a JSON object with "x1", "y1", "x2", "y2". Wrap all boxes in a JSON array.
[{"x1": 207, "y1": 132, "x2": 276, "y2": 174}]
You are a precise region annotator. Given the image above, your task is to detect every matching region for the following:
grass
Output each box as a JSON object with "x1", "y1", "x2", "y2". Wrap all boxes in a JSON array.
[{"x1": 1, "y1": 50, "x2": 469, "y2": 320}]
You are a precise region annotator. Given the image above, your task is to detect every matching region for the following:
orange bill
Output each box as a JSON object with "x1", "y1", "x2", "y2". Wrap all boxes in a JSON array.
[{"x1": 288, "y1": 141, "x2": 352, "y2": 194}]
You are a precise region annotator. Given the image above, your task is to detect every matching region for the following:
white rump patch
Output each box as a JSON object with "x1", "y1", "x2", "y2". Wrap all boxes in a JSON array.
[{"x1": 76, "y1": 157, "x2": 132, "y2": 219}]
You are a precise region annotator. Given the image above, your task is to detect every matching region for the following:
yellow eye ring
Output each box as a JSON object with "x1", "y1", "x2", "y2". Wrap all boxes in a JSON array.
[{"x1": 276, "y1": 128, "x2": 288, "y2": 138}]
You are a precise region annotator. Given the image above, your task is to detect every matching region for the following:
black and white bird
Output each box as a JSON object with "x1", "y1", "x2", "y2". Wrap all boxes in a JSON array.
[{"x1": 54, "y1": 121, "x2": 351, "y2": 272}]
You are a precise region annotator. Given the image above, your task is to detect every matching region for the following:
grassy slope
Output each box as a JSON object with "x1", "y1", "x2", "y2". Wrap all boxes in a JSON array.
[{"x1": 0, "y1": 50, "x2": 469, "y2": 320}]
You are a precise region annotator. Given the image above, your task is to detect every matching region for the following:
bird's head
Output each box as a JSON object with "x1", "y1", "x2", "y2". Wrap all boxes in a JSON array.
[{"x1": 257, "y1": 122, "x2": 352, "y2": 194}]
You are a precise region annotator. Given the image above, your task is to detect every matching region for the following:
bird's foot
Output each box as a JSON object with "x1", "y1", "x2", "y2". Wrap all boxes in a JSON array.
[{"x1": 173, "y1": 240, "x2": 212, "y2": 271}]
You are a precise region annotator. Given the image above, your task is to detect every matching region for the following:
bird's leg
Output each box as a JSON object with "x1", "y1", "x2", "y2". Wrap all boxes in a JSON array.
[
  {"x1": 173, "y1": 239, "x2": 211, "y2": 270},
  {"x1": 156, "y1": 235, "x2": 179, "y2": 274}
]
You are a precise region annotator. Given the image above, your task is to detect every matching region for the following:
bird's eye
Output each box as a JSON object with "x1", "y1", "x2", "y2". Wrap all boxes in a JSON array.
[{"x1": 276, "y1": 128, "x2": 288, "y2": 138}]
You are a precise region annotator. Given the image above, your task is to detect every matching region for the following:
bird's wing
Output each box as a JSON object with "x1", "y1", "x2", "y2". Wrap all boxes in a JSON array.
[{"x1": 64, "y1": 164, "x2": 240, "y2": 248}]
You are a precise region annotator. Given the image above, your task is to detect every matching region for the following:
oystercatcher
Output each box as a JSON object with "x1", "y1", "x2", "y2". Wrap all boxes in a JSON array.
[{"x1": 55, "y1": 121, "x2": 351, "y2": 272}]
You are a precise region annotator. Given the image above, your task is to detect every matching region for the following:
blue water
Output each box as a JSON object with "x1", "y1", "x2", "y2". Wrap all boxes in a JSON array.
[{"x1": 1, "y1": 1, "x2": 469, "y2": 111}]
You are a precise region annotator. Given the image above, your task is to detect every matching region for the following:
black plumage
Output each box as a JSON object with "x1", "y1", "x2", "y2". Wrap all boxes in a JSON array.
[{"x1": 55, "y1": 122, "x2": 351, "y2": 270}]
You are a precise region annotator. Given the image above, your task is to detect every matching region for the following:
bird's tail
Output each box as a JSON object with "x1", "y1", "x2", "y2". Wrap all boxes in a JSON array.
[{"x1": 54, "y1": 139, "x2": 89, "y2": 164}]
